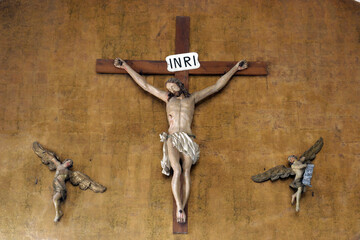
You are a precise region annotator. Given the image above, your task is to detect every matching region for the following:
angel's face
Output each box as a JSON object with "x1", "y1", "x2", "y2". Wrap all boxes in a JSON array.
[
  {"x1": 63, "y1": 159, "x2": 73, "y2": 168},
  {"x1": 287, "y1": 156, "x2": 297, "y2": 164}
]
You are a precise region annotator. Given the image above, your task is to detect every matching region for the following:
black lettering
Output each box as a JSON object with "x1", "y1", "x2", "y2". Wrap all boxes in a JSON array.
[
  {"x1": 174, "y1": 57, "x2": 182, "y2": 68},
  {"x1": 169, "y1": 59, "x2": 173, "y2": 69},
  {"x1": 193, "y1": 55, "x2": 197, "y2": 66},
  {"x1": 184, "y1": 56, "x2": 191, "y2": 67}
]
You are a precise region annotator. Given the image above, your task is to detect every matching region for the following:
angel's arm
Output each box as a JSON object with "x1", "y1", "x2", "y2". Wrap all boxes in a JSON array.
[
  {"x1": 114, "y1": 58, "x2": 168, "y2": 102},
  {"x1": 292, "y1": 161, "x2": 307, "y2": 170},
  {"x1": 48, "y1": 155, "x2": 61, "y2": 167},
  {"x1": 192, "y1": 60, "x2": 247, "y2": 104},
  {"x1": 298, "y1": 163, "x2": 307, "y2": 168},
  {"x1": 32, "y1": 142, "x2": 60, "y2": 170}
]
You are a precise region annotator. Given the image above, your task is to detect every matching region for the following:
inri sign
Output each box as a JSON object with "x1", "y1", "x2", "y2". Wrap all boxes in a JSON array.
[{"x1": 166, "y1": 52, "x2": 200, "y2": 72}]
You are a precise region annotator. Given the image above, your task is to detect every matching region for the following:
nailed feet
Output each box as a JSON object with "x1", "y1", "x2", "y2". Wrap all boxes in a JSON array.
[
  {"x1": 177, "y1": 208, "x2": 186, "y2": 223},
  {"x1": 54, "y1": 210, "x2": 63, "y2": 222}
]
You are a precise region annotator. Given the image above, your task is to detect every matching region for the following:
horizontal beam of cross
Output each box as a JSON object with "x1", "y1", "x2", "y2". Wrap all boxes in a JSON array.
[{"x1": 96, "y1": 59, "x2": 268, "y2": 76}]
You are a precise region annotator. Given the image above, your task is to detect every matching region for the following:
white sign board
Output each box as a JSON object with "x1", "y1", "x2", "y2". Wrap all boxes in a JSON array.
[{"x1": 166, "y1": 52, "x2": 200, "y2": 72}]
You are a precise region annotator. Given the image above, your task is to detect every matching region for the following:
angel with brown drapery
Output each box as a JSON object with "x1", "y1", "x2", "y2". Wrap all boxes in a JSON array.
[
  {"x1": 32, "y1": 142, "x2": 106, "y2": 222},
  {"x1": 251, "y1": 137, "x2": 323, "y2": 212}
]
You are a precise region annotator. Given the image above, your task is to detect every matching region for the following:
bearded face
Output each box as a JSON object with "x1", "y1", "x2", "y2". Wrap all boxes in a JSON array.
[
  {"x1": 166, "y1": 82, "x2": 182, "y2": 96},
  {"x1": 165, "y1": 78, "x2": 191, "y2": 101}
]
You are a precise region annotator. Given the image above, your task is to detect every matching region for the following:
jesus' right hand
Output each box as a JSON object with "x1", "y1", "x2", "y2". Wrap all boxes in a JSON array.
[
  {"x1": 114, "y1": 58, "x2": 126, "y2": 69},
  {"x1": 237, "y1": 60, "x2": 248, "y2": 71}
]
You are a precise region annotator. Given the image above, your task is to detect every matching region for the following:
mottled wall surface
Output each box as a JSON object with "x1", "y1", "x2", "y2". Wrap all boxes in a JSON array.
[{"x1": 0, "y1": 0, "x2": 359, "y2": 239}]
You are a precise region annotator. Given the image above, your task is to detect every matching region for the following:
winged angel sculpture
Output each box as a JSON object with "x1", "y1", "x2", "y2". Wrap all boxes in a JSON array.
[
  {"x1": 32, "y1": 142, "x2": 106, "y2": 222},
  {"x1": 251, "y1": 138, "x2": 324, "y2": 212}
]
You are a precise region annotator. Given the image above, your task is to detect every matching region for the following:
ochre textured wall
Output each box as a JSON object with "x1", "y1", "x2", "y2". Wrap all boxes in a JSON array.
[{"x1": 0, "y1": 0, "x2": 359, "y2": 239}]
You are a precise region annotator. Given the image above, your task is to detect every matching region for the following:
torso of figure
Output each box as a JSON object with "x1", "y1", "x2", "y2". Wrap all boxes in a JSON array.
[
  {"x1": 291, "y1": 161, "x2": 307, "y2": 181},
  {"x1": 166, "y1": 95, "x2": 195, "y2": 135},
  {"x1": 55, "y1": 165, "x2": 70, "y2": 182}
]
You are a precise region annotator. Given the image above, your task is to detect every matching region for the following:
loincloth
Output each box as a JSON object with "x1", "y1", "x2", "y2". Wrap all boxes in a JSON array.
[
  {"x1": 289, "y1": 178, "x2": 304, "y2": 190},
  {"x1": 160, "y1": 132, "x2": 200, "y2": 176},
  {"x1": 53, "y1": 177, "x2": 67, "y2": 200}
]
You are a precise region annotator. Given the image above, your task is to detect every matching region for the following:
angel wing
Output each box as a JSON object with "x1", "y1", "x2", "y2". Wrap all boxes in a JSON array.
[
  {"x1": 32, "y1": 142, "x2": 60, "y2": 171},
  {"x1": 300, "y1": 137, "x2": 324, "y2": 163},
  {"x1": 69, "y1": 171, "x2": 107, "y2": 193},
  {"x1": 251, "y1": 165, "x2": 295, "y2": 183}
]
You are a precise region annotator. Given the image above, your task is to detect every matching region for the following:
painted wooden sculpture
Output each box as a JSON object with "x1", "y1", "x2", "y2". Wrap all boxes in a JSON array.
[
  {"x1": 114, "y1": 58, "x2": 248, "y2": 223},
  {"x1": 251, "y1": 137, "x2": 324, "y2": 212},
  {"x1": 32, "y1": 142, "x2": 106, "y2": 222},
  {"x1": 97, "y1": 16, "x2": 268, "y2": 233}
]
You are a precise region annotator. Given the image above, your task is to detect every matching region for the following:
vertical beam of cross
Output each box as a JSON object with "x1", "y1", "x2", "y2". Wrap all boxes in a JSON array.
[
  {"x1": 95, "y1": 16, "x2": 268, "y2": 235},
  {"x1": 172, "y1": 16, "x2": 190, "y2": 234},
  {"x1": 174, "y1": 16, "x2": 190, "y2": 90}
]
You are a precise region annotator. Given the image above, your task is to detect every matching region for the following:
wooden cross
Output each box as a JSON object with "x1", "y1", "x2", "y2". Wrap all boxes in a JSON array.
[{"x1": 96, "y1": 16, "x2": 268, "y2": 234}]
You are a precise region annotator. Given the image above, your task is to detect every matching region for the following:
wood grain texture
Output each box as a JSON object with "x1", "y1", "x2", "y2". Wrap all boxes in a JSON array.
[{"x1": 96, "y1": 59, "x2": 268, "y2": 76}]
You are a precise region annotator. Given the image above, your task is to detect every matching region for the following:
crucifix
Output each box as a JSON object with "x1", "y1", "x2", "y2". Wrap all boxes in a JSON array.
[{"x1": 96, "y1": 16, "x2": 268, "y2": 234}]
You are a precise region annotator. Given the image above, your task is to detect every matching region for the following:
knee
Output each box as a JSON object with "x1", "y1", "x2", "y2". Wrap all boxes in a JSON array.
[
  {"x1": 173, "y1": 169, "x2": 181, "y2": 178},
  {"x1": 53, "y1": 193, "x2": 60, "y2": 201},
  {"x1": 183, "y1": 169, "x2": 191, "y2": 177}
]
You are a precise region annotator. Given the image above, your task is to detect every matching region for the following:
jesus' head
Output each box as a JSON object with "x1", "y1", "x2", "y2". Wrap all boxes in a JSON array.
[{"x1": 165, "y1": 78, "x2": 191, "y2": 100}]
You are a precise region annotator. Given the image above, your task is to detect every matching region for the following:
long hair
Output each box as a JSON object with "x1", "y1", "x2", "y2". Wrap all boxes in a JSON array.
[{"x1": 165, "y1": 78, "x2": 191, "y2": 101}]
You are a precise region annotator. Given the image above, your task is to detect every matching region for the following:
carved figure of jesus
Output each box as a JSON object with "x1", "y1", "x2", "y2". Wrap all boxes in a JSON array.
[{"x1": 114, "y1": 58, "x2": 248, "y2": 223}]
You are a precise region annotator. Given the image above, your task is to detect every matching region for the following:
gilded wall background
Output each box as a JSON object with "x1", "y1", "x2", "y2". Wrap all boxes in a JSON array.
[{"x1": 0, "y1": 0, "x2": 359, "y2": 239}]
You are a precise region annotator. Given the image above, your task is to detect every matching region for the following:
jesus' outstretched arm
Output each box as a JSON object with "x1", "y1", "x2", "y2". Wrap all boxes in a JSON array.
[
  {"x1": 114, "y1": 58, "x2": 168, "y2": 102},
  {"x1": 192, "y1": 60, "x2": 248, "y2": 104}
]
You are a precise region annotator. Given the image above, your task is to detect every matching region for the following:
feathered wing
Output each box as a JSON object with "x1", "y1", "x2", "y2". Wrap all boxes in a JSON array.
[
  {"x1": 32, "y1": 142, "x2": 60, "y2": 171},
  {"x1": 251, "y1": 165, "x2": 295, "y2": 183},
  {"x1": 300, "y1": 137, "x2": 324, "y2": 163},
  {"x1": 69, "y1": 171, "x2": 107, "y2": 193}
]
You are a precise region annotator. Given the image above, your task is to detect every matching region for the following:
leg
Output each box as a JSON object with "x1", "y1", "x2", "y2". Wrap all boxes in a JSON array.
[
  {"x1": 295, "y1": 187, "x2": 302, "y2": 212},
  {"x1": 291, "y1": 192, "x2": 296, "y2": 204},
  {"x1": 53, "y1": 192, "x2": 63, "y2": 222},
  {"x1": 181, "y1": 153, "x2": 192, "y2": 211},
  {"x1": 167, "y1": 140, "x2": 185, "y2": 223}
]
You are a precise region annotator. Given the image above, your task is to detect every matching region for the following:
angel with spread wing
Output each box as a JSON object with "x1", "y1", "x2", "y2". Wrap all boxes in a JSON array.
[
  {"x1": 251, "y1": 137, "x2": 324, "y2": 212},
  {"x1": 32, "y1": 142, "x2": 106, "y2": 222}
]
